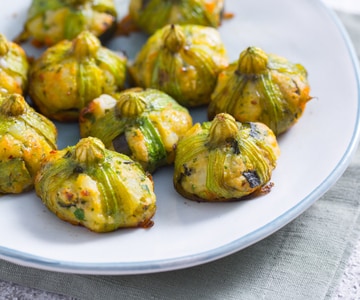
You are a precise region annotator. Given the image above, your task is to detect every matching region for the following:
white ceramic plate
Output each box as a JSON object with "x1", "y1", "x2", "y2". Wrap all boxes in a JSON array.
[{"x1": 0, "y1": 0, "x2": 359, "y2": 275}]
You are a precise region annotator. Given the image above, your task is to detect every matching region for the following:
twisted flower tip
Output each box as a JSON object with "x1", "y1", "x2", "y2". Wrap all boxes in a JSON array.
[
  {"x1": 64, "y1": 0, "x2": 88, "y2": 6},
  {"x1": 74, "y1": 137, "x2": 106, "y2": 164},
  {"x1": 209, "y1": 113, "x2": 239, "y2": 146},
  {"x1": 72, "y1": 31, "x2": 101, "y2": 60},
  {"x1": 237, "y1": 46, "x2": 268, "y2": 75},
  {"x1": 0, "y1": 93, "x2": 27, "y2": 117},
  {"x1": 116, "y1": 92, "x2": 146, "y2": 118},
  {"x1": 163, "y1": 24, "x2": 186, "y2": 53},
  {"x1": 0, "y1": 34, "x2": 9, "y2": 57}
]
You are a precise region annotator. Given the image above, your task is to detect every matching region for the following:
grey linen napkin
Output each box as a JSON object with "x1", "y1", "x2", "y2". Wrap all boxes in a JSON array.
[
  {"x1": 1, "y1": 148, "x2": 360, "y2": 300},
  {"x1": 1, "y1": 10, "x2": 360, "y2": 300}
]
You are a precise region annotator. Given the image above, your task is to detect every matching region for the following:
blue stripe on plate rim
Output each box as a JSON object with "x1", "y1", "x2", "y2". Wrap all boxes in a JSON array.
[{"x1": 0, "y1": 0, "x2": 360, "y2": 275}]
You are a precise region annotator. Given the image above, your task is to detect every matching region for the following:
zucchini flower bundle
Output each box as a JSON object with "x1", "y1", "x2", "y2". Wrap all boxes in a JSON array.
[
  {"x1": 0, "y1": 93, "x2": 57, "y2": 194},
  {"x1": 15, "y1": 0, "x2": 118, "y2": 46},
  {"x1": 28, "y1": 31, "x2": 127, "y2": 122},
  {"x1": 173, "y1": 113, "x2": 280, "y2": 202},
  {"x1": 79, "y1": 88, "x2": 193, "y2": 173},
  {"x1": 0, "y1": 34, "x2": 29, "y2": 95},
  {"x1": 208, "y1": 46, "x2": 312, "y2": 135},
  {"x1": 128, "y1": 0, "x2": 225, "y2": 35},
  {"x1": 129, "y1": 24, "x2": 228, "y2": 107},
  {"x1": 35, "y1": 137, "x2": 157, "y2": 232}
]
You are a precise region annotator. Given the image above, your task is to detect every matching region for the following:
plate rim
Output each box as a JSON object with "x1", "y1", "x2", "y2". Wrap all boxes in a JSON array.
[{"x1": 1, "y1": 0, "x2": 360, "y2": 275}]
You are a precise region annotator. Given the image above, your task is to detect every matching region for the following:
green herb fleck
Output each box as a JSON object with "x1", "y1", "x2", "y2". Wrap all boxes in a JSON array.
[{"x1": 74, "y1": 208, "x2": 85, "y2": 221}]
